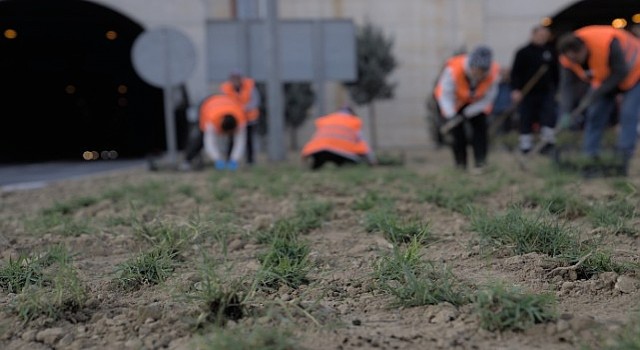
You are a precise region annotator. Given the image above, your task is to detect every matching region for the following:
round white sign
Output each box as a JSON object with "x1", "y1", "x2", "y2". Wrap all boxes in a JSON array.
[{"x1": 131, "y1": 27, "x2": 196, "y2": 88}]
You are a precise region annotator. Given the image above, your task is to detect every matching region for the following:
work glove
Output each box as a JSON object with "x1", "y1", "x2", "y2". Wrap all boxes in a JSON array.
[
  {"x1": 214, "y1": 160, "x2": 226, "y2": 170},
  {"x1": 226, "y1": 160, "x2": 238, "y2": 171}
]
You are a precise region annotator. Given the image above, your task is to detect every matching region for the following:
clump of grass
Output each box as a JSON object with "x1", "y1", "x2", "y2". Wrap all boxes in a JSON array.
[
  {"x1": 7, "y1": 245, "x2": 87, "y2": 322},
  {"x1": 132, "y1": 218, "x2": 192, "y2": 251},
  {"x1": 474, "y1": 282, "x2": 556, "y2": 332},
  {"x1": 258, "y1": 236, "x2": 311, "y2": 289},
  {"x1": 522, "y1": 188, "x2": 588, "y2": 219},
  {"x1": 113, "y1": 245, "x2": 179, "y2": 291},
  {"x1": 418, "y1": 172, "x2": 503, "y2": 214},
  {"x1": 103, "y1": 181, "x2": 170, "y2": 206},
  {"x1": 0, "y1": 245, "x2": 70, "y2": 293},
  {"x1": 351, "y1": 191, "x2": 392, "y2": 211},
  {"x1": 587, "y1": 195, "x2": 636, "y2": 235},
  {"x1": 188, "y1": 259, "x2": 246, "y2": 327},
  {"x1": 41, "y1": 196, "x2": 99, "y2": 216},
  {"x1": 255, "y1": 200, "x2": 332, "y2": 244},
  {"x1": 192, "y1": 327, "x2": 297, "y2": 350},
  {"x1": 365, "y1": 210, "x2": 431, "y2": 244},
  {"x1": 374, "y1": 241, "x2": 469, "y2": 307},
  {"x1": 471, "y1": 207, "x2": 626, "y2": 277}
]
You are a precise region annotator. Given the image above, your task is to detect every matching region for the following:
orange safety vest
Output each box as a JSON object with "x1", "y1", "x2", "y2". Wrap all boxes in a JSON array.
[
  {"x1": 434, "y1": 54, "x2": 500, "y2": 115},
  {"x1": 559, "y1": 25, "x2": 640, "y2": 91},
  {"x1": 220, "y1": 77, "x2": 260, "y2": 122},
  {"x1": 301, "y1": 112, "x2": 371, "y2": 158},
  {"x1": 199, "y1": 95, "x2": 246, "y2": 134}
]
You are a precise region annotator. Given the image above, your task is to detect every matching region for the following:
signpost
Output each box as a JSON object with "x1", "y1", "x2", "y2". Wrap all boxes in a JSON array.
[{"x1": 131, "y1": 27, "x2": 196, "y2": 167}]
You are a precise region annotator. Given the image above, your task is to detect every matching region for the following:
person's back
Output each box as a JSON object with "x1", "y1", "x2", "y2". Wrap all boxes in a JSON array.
[{"x1": 301, "y1": 108, "x2": 375, "y2": 169}]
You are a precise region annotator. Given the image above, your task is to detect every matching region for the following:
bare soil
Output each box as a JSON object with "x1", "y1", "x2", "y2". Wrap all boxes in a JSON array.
[{"x1": 0, "y1": 148, "x2": 638, "y2": 350}]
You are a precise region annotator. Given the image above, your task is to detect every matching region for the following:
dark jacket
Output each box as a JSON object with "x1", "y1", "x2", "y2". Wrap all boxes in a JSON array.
[{"x1": 511, "y1": 43, "x2": 558, "y2": 94}]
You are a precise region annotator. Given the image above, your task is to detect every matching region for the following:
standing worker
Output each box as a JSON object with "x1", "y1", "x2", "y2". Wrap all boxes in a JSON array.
[
  {"x1": 301, "y1": 106, "x2": 376, "y2": 170},
  {"x1": 557, "y1": 25, "x2": 640, "y2": 176},
  {"x1": 180, "y1": 94, "x2": 247, "y2": 171},
  {"x1": 511, "y1": 25, "x2": 559, "y2": 154},
  {"x1": 434, "y1": 45, "x2": 501, "y2": 173},
  {"x1": 220, "y1": 69, "x2": 261, "y2": 165}
]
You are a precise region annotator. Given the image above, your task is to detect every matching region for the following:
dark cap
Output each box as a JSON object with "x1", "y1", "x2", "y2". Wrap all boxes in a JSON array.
[{"x1": 468, "y1": 45, "x2": 493, "y2": 70}]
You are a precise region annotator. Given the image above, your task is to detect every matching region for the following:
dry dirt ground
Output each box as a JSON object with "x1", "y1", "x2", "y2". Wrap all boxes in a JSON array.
[{"x1": 0, "y1": 147, "x2": 639, "y2": 350}]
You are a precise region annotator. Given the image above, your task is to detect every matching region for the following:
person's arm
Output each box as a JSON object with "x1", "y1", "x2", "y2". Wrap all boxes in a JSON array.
[
  {"x1": 229, "y1": 125, "x2": 247, "y2": 163},
  {"x1": 435, "y1": 67, "x2": 457, "y2": 118},
  {"x1": 590, "y1": 38, "x2": 629, "y2": 102},
  {"x1": 558, "y1": 66, "x2": 578, "y2": 116},
  {"x1": 463, "y1": 73, "x2": 500, "y2": 117},
  {"x1": 203, "y1": 124, "x2": 221, "y2": 162},
  {"x1": 246, "y1": 87, "x2": 260, "y2": 111}
]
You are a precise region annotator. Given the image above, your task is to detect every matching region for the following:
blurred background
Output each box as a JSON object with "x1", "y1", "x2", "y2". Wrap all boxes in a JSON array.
[{"x1": 1, "y1": 0, "x2": 639, "y2": 164}]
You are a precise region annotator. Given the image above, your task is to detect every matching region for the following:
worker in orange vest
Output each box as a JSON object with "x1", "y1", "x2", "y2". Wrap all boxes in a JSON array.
[
  {"x1": 220, "y1": 69, "x2": 261, "y2": 165},
  {"x1": 434, "y1": 45, "x2": 501, "y2": 172},
  {"x1": 180, "y1": 94, "x2": 247, "y2": 171},
  {"x1": 301, "y1": 106, "x2": 376, "y2": 170},
  {"x1": 557, "y1": 25, "x2": 640, "y2": 176}
]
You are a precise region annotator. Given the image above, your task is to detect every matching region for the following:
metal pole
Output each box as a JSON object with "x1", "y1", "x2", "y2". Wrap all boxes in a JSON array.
[
  {"x1": 312, "y1": 20, "x2": 326, "y2": 117},
  {"x1": 162, "y1": 29, "x2": 178, "y2": 166},
  {"x1": 264, "y1": 0, "x2": 285, "y2": 161}
]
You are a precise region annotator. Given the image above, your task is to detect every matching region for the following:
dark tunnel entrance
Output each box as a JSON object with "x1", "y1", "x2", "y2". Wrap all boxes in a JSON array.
[
  {"x1": 550, "y1": 0, "x2": 640, "y2": 35},
  {"x1": 0, "y1": 0, "x2": 173, "y2": 163}
]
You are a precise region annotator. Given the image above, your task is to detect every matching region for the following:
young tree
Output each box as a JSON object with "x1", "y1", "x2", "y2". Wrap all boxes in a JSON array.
[
  {"x1": 343, "y1": 21, "x2": 397, "y2": 150},
  {"x1": 255, "y1": 82, "x2": 315, "y2": 150},
  {"x1": 284, "y1": 83, "x2": 315, "y2": 150}
]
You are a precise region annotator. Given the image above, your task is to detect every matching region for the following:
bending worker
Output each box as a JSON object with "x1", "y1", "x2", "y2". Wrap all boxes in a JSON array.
[
  {"x1": 557, "y1": 25, "x2": 640, "y2": 176},
  {"x1": 434, "y1": 45, "x2": 501, "y2": 172},
  {"x1": 301, "y1": 106, "x2": 376, "y2": 170},
  {"x1": 220, "y1": 69, "x2": 260, "y2": 165},
  {"x1": 183, "y1": 94, "x2": 247, "y2": 171}
]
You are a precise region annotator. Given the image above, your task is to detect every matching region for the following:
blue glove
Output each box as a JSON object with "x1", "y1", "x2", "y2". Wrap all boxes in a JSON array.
[
  {"x1": 226, "y1": 160, "x2": 238, "y2": 171},
  {"x1": 214, "y1": 160, "x2": 226, "y2": 170}
]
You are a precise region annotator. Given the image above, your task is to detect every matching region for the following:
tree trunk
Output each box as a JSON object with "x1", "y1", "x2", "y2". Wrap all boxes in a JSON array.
[
  {"x1": 289, "y1": 127, "x2": 298, "y2": 151},
  {"x1": 368, "y1": 102, "x2": 378, "y2": 151}
]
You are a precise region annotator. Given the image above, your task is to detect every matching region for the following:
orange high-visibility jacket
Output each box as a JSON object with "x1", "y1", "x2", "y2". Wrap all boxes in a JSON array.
[
  {"x1": 220, "y1": 77, "x2": 260, "y2": 122},
  {"x1": 434, "y1": 54, "x2": 500, "y2": 116},
  {"x1": 301, "y1": 112, "x2": 371, "y2": 158},
  {"x1": 559, "y1": 25, "x2": 640, "y2": 91},
  {"x1": 199, "y1": 95, "x2": 246, "y2": 134}
]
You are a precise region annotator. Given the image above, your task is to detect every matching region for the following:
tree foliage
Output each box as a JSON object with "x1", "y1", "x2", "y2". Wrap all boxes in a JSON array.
[{"x1": 344, "y1": 21, "x2": 397, "y2": 105}]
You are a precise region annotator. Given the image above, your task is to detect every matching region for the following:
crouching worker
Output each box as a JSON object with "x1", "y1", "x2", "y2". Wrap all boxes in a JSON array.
[
  {"x1": 181, "y1": 94, "x2": 247, "y2": 171},
  {"x1": 301, "y1": 107, "x2": 376, "y2": 170}
]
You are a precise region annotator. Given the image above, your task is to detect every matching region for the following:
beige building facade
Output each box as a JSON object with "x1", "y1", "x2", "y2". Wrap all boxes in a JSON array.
[{"x1": 208, "y1": 0, "x2": 575, "y2": 149}]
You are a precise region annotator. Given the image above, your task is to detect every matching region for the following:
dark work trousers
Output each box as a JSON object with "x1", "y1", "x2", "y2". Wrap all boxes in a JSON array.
[
  {"x1": 450, "y1": 114, "x2": 488, "y2": 169},
  {"x1": 227, "y1": 123, "x2": 256, "y2": 164},
  {"x1": 518, "y1": 90, "x2": 557, "y2": 134},
  {"x1": 310, "y1": 151, "x2": 357, "y2": 170},
  {"x1": 184, "y1": 124, "x2": 203, "y2": 162}
]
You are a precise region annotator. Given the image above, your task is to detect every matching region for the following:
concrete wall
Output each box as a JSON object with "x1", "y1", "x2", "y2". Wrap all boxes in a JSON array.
[
  {"x1": 90, "y1": 0, "x2": 577, "y2": 150},
  {"x1": 274, "y1": 0, "x2": 576, "y2": 150}
]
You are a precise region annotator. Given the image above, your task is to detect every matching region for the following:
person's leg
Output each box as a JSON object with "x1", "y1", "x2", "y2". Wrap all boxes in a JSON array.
[
  {"x1": 246, "y1": 123, "x2": 255, "y2": 164},
  {"x1": 539, "y1": 90, "x2": 558, "y2": 153},
  {"x1": 470, "y1": 114, "x2": 488, "y2": 167},
  {"x1": 183, "y1": 126, "x2": 203, "y2": 162},
  {"x1": 450, "y1": 122, "x2": 468, "y2": 169},
  {"x1": 310, "y1": 151, "x2": 330, "y2": 170},
  {"x1": 226, "y1": 135, "x2": 234, "y2": 161},
  {"x1": 616, "y1": 83, "x2": 640, "y2": 173},
  {"x1": 518, "y1": 95, "x2": 537, "y2": 153},
  {"x1": 583, "y1": 96, "x2": 616, "y2": 157}
]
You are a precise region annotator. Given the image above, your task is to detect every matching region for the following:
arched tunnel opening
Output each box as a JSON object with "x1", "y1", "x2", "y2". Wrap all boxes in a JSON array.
[
  {"x1": 550, "y1": 0, "x2": 640, "y2": 36},
  {"x1": 0, "y1": 0, "x2": 188, "y2": 164}
]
